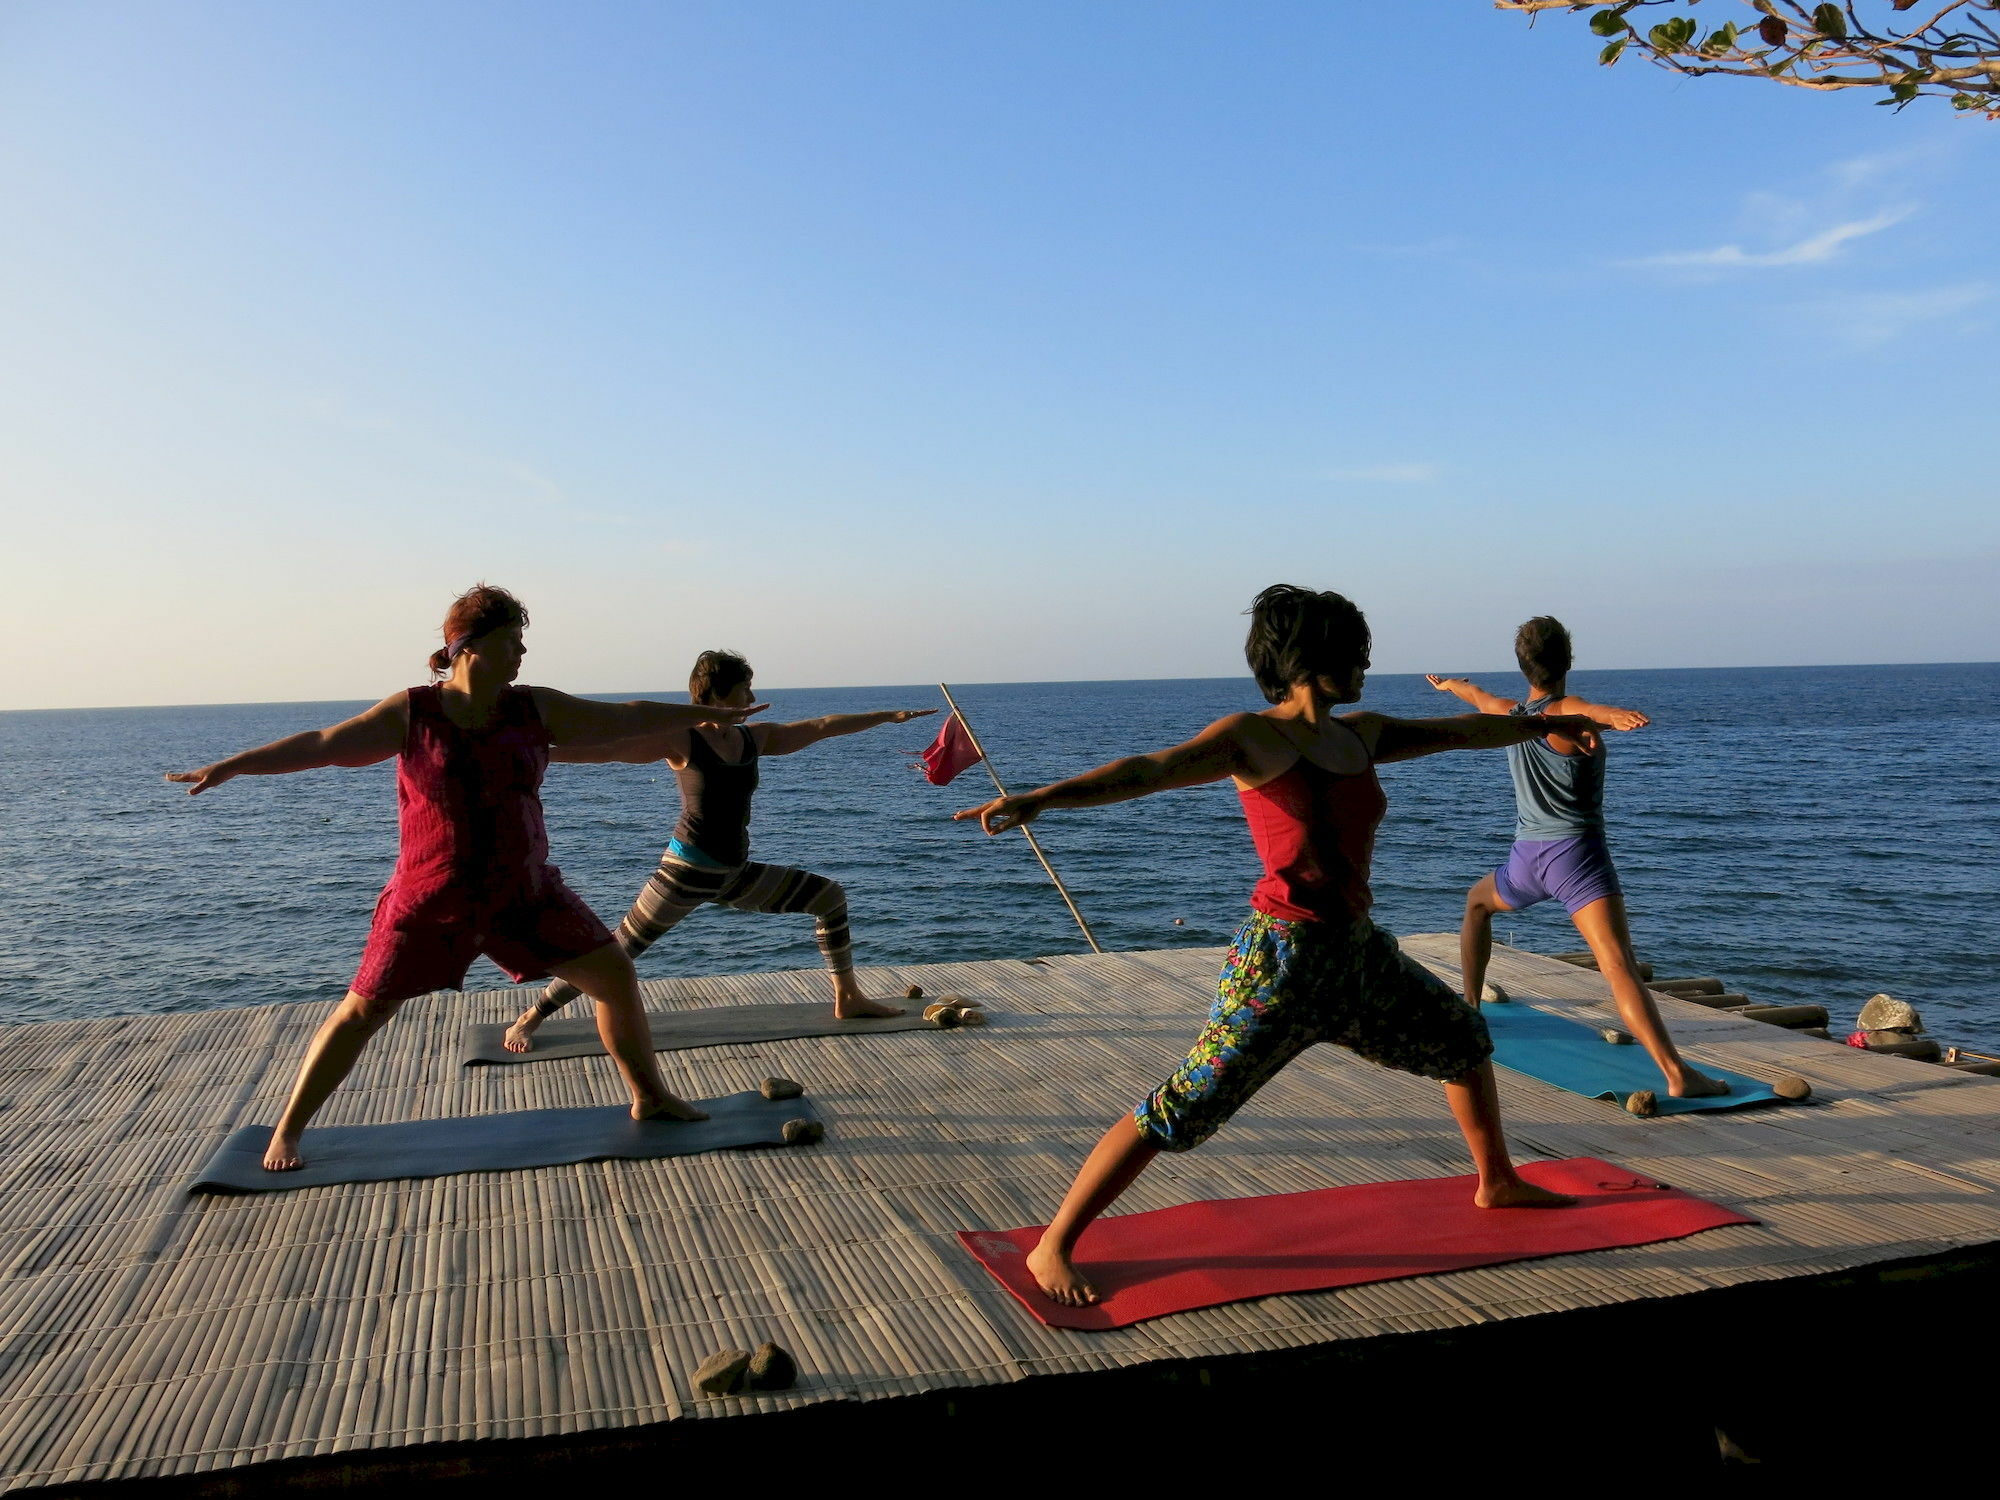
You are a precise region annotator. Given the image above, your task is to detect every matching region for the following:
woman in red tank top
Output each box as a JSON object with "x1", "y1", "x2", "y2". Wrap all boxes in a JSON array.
[
  {"x1": 956, "y1": 585, "x2": 1615, "y2": 1308},
  {"x1": 167, "y1": 585, "x2": 765, "y2": 1173}
]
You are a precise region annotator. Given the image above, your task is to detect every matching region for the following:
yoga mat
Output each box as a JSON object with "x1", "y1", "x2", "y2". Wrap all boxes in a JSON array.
[
  {"x1": 461, "y1": 1003, "x2": 946, "y2": 1066},
  {"x1": 189, "y1": 1091, "x2": 821, "y2": 1194},
  {"x1": 1482, "y1": 1000, "x2": 1783, "y2": 1113},
  {"x1": 961, "y1": 1156, "x2": 1755, "y2": 1330}
]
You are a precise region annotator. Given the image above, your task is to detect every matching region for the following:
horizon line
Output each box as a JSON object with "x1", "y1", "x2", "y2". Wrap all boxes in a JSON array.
[{"x1": 5, "y1": 658, "x2": 1997, "y2": 716}]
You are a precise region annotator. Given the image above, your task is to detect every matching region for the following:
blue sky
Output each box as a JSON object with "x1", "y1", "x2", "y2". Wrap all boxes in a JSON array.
[{"x1": 2, "y1": 0, "x2": 1994, "y2": 709}]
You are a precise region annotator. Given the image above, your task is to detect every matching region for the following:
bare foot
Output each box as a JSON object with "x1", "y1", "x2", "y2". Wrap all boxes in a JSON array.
[
  {"x1": 1026, "y1": 1237, "x2": 1100, "y2": 1306},
  {"x1": 833, "y1": 990, "x2": 904, "y2": 1020},
  {"x1": 262, "y1": 1132, "x2": 304, "y2": 1172},
  {"x1": 633, "y1": 1094, "x2": 709, "y2": 1123},
  {"x1": 1475, "y1": 1176, "x2": 1575, "y2": 1209},
  {"x1": 1668, "y1": 1068, "x2": 1731, "y2": 1099},
  {"x1": 502, "y1": 1010, "x2": 542, "y2": 1053}
]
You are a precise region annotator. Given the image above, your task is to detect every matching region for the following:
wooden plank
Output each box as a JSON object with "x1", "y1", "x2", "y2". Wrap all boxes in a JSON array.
[{"x1": 1, "y1": 942, "x2": 1997, "y2": 1489}]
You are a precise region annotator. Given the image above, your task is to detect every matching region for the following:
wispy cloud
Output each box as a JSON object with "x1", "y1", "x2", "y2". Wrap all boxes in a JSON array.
[
  {"x1": 1324, "y1": 462, "x2": 1439, "y2": 484},
  {"x1": 1818, "y1": 282, "x2": 1994, "y2": 349},
  {"x1": 1632, "y1": 208, "x2": 1911, "y2": 270}
]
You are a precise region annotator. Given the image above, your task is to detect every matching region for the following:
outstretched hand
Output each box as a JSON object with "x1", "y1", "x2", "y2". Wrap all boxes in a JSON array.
[
  {"x1": 888, "y1": 708, "x2": 938, "y2": 723},
  {"x1": 1425, "y1": 674, "x2": 1457, "y2": 692},
  {"x1": 1543, "y1": 715, "x2": 1607, "y2": 754},
  {"x1": 1597, "y1": 707, "x2": 1649, "y2": 732},
  {"x1": 954, "y1": 794, "x2": 1040, "y2": 834},
  {"x1": 164, "y1": 765, "x2": 235, "y2": 796},
  {"x1": 700, "y1": 702, "x2": 770, "y2": 723}
]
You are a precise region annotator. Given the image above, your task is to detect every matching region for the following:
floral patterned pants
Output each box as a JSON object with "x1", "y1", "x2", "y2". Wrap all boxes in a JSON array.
[{"x1": 1134, "y1": 911, "x2": 1494, "y2": 1152}]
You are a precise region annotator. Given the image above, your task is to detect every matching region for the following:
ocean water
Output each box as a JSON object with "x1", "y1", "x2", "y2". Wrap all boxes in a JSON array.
[{"x1": 2, "y1": 666, "x2": 1996, "y2": 1051}]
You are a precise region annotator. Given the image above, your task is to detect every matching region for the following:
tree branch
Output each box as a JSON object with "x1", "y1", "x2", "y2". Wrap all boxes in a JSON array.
[{"x1": 1497, "y1": 0, "x2": 2000, "y2": 115}]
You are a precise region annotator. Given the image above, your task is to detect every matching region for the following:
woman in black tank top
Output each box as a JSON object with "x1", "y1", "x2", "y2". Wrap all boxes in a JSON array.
[
  {"x1": 502, "y1": 650, "x2": 938, "y2": 1051},
  {"x1": 672, "y1": 723, "x2": 761, "y2": 867}
]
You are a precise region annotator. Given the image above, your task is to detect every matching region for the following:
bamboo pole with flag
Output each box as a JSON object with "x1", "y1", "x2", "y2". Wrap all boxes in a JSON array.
[{"x1": 919, "y1": 684, "x2": 1103, "y2": 954}]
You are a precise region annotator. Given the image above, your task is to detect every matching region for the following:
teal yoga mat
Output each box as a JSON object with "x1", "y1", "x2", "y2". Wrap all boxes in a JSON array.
[{"x1": 1482, "y1": 1000, "x2": 1783, "y2": 1113}]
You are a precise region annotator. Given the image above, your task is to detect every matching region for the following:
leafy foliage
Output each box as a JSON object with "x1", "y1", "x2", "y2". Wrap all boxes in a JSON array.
[{"x1": 1498, "y1": 1, "x2": 2000, "y2": 117}]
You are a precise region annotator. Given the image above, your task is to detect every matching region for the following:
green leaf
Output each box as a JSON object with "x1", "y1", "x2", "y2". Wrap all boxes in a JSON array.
[
  {"x1": 1589, "y1": 9, "x2": 1626, "y2": 37},
  {"x1": 1812, "y1": 3, "x2": 1847, "y2": 39},
  {"x1": 1599, "y1": 37, "x2": 1628, "y2": 65},
  {"x1": 1649, "y1": 22, "x2": 1682, "y2": 51}
]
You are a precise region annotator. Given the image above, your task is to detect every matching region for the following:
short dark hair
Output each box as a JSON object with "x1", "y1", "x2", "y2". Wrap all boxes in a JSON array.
[
  {"x1": 1514, "y1": 616, "x2": 1573, "y2": 690},
  {"x1": 688, "y1": 649, "x2": 753, "y2": 706},
  {"x1": 1243, "y1": 585, "x2": 1372, "y2": 704}
]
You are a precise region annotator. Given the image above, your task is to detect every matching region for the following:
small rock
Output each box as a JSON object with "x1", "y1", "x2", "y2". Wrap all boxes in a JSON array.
[
  {"x1": 693, "y1": 1349, "x2": 751, "y2": 1396},
  {"x1": 905, "y1": 983, "x2": 924, "y2": 999},
  {"x1": 759, "y1": 1077, "x2": 804, "y2": 1101},
  {"x1": 1772, "y1": 1075, "x2": 1812, "y2": 1101},
  {"x1": 744, "y1": 1342, "x2": 798, "y2": 1391},
  {"x1": 1601, "y1": 1028, "x2": 1635, "y2": 1046},
  {"x1": 1481, "y1": 982, "x2": 1508, "y2": 1004},
  {"x1": 1625, "y1": 1090, "x2": 1659, "y2": 1118},
  {"x1": 782, "y1": 1118, "x2": 824, "y2": 1146},
  {"x1": 1857, "y1": 993, "x2": 1922, "y2": 1033}
]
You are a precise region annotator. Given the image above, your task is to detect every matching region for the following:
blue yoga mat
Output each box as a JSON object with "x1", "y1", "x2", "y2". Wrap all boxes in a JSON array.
[
  {"x1": 1482, "y1": 1000, "x2": 1782, "y2": 1114},
  {"x1": 188, "y1": 1091, "x2": 822, "y2": 1194}
]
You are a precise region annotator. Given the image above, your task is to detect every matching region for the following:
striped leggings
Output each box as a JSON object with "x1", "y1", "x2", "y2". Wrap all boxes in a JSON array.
[{"x1": 532, "y1": 854, "x2": 853, "y2": 1019}]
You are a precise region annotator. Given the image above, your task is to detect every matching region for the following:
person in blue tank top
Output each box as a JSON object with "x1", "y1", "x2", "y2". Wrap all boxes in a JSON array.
[{"x1": 1429, "y1": 616, "x2": 1728, "y2": 1103}]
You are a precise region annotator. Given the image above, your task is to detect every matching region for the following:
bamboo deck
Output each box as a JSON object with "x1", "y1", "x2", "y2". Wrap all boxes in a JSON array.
[{"x1": 4, "y1": 939, "x2": 2000, "y2": 1490}]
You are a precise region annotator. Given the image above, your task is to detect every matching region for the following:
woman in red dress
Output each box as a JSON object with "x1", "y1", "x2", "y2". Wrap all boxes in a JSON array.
[{"x1": 167, "y1": 585, "x2": 763, "y2": 1172}]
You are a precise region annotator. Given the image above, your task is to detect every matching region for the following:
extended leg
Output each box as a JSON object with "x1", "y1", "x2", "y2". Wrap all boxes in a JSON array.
[
  {"x1": 263, "y1": 988, "x2": 404, "y2": 1171},
  {"x1": 505, "y1": 859, "x2": 725, "y2": 1051},
  {"x1": 1026, "y1": 1115, "x2": 1159, "y2": 1306},
  {"x1": 1443, "y1": 1062, "x2": 1575, "y2": 1208},
  {"x1": 544, "y1": 941, "x2": 708, "y2": 1122},
  {"x1": 1460, "y1": 873, "x2": 1510, "y2": 1007},
  {"x1": 1572, "y1": 895, "x2": 1728, "y2": 1099},
  {"x1": 1025, "y1": 915, "x2": 1312, "y2": 1304},
  {"x1": 716, "y1": 863, "x2": 900, "y2": 1018}
]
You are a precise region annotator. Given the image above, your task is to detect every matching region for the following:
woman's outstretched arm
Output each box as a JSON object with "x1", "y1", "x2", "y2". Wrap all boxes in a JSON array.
[
  {"x1": 164, "y1": 694, "x2": 408, "y2": 795},
  {"x1": 530, "y1": 688, "x2": 766, "y2": 750},
  {"x1": 1426, "y1": 674, "x2": 1519, "y2": 715},
  {"x1": 1556, "y1": 695, "x2": 1648, "y2": 731},
  {"x1": 1358, "y1": 710, "x2": 1611, "y2": 764},
  {"x1": 954, "y1": 714, "x2": 1261, "y2": 834},
  {"x1": 758, "y1": 707, "x2": 937, "y2": 757}
]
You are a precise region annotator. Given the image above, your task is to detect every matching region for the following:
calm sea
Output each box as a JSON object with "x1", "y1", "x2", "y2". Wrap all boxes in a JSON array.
[{"x1": 2, "y1": 667, "x2": 1996, "y2": 1050}]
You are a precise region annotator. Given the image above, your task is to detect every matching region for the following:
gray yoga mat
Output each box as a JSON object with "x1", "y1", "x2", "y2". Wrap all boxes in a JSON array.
[
  {"x1": 461, "y1": 1003, "x2": 944, "y2": 1066},
  {"x1": 188, "y1": 1090, "x2": 821, "y2": 1194}
]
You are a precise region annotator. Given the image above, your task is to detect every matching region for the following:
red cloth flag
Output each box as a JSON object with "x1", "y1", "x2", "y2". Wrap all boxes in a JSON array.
[{"x1": 916, "y1": 713, "x2": 983, "y2": 786}]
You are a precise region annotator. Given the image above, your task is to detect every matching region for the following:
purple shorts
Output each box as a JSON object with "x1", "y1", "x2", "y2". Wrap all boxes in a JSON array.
[{"x1": 1493, "y1": 834, "x2": 1621, "y2": 916}]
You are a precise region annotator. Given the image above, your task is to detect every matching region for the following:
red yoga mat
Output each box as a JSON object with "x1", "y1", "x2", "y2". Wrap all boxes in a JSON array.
[{"x1": 959, "y1": 1156, "x2": 1755, "y2": 1330}]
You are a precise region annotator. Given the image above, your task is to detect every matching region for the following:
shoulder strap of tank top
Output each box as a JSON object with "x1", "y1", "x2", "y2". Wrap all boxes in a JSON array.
[
  {"x1": 1330, "y1": 714, "x2": 1374, "y2": 765},
  {"x1": 738, "y1": 724, "x2": 758, "y2": 761},
  {"x1": 407, "y1": 684, "x2": 442, "y2": 721},
  {"x1": 504, "y1": 685, "x2": 548, "y2": 737}
]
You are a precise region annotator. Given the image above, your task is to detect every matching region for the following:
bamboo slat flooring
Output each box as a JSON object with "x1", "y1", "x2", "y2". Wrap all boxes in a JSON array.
[{"x1": 4, "y1": 940, "x2": 1999, "y2": 1490}]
